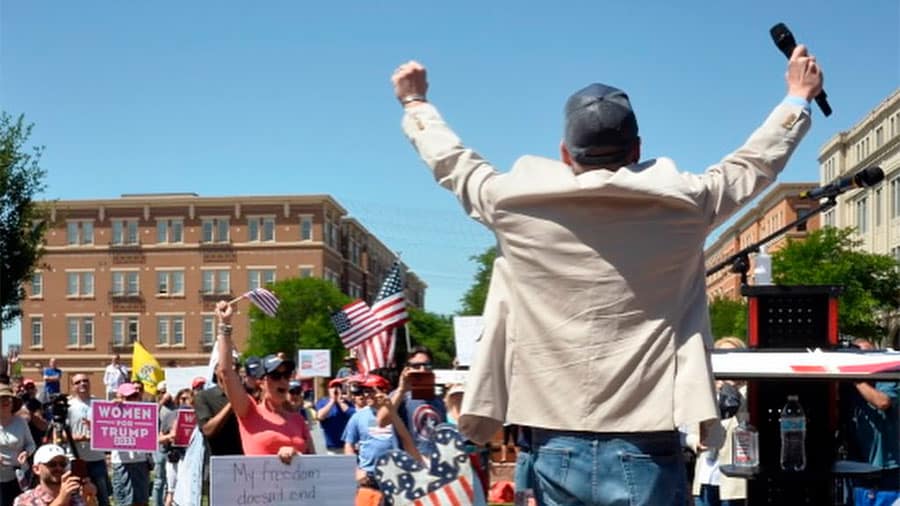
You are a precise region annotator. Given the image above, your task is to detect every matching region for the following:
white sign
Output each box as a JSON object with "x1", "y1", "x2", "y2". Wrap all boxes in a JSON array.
[
  {"x1": 210, "y1": 455, "x2": 356, "y2": 506},
  {"x1": 163, "y1": 366, "x2": 208, "y2": 394},
  {"x1": 434, "y1": 369, "x2": 468, "y2": 385},
  {"x1": 298, "y1": 350, "x2": 331, "y2": 378},
  {"x1": 453, "y1": 316, "x2": 484, "y2": 367}
]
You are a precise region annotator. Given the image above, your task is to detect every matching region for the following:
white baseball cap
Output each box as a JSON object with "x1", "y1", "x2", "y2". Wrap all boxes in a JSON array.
[{"x1": 33, "y1": 444, "x2": 67, "y2": 465}]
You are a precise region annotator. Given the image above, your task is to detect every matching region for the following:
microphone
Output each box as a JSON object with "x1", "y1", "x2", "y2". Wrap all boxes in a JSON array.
[
  {"x1": 799, "y1": 167, "x2": 884, "y2": 200},
  {"x1": 770, "y1": 23, "x2": 832, "y2": 117}
]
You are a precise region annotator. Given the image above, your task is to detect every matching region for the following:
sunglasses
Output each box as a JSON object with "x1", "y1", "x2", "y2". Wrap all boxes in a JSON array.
[
  {"x1": 407, "y1": 362, "x2": 433, "y2": 370},
  {"x1": 73, "y1": 379, "x2": 89, "y2": 385},
  {"x1": 43, "y1": 460, "x2": 68, "y2": 469},
  {"x1": 266, "y1": 370, "x2": 292, "y2": 381}
]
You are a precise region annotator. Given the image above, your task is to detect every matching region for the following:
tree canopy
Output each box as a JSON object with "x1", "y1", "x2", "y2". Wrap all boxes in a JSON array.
[
  {"x1": 458, "y1": 246, "x2": 496, "y2": 316},
  {"x1": 0, "y1": 113, "x2": 48, "y2": 328}
]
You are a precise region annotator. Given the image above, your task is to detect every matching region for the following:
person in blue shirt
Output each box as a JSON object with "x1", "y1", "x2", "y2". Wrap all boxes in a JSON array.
[
  {"x1": 315, "y1": 378, "x2": 355, "y2": 454},
  {"x1": 42, "y1": 358, "x2": 62, "y2": 398},
  {"x1": 388, "y1": 346, "x2": 447, "y2": 457},
  {"x1": 342, "y1": 375, "x2": 400, "y2": 488}
]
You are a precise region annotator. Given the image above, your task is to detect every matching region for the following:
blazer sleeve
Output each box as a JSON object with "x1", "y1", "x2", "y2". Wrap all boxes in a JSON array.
[
  {"x1": 696, "y1": 101, "x2": 812, "y2": 233},
  {"x1": 402, "y1": 104, "x2": 499, "y2": 226}
]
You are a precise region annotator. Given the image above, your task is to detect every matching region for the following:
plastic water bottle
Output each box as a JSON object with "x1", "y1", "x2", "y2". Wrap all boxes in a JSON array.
[
  {"x1": 754, "y1": 245, "x2": 772, "y2": 285},
  {"x1": 732, "y1": 416, "x2": 759, "y2": 469},
  {"x1": 779, "y1": 395, "x2": 807, "y2": 471}
]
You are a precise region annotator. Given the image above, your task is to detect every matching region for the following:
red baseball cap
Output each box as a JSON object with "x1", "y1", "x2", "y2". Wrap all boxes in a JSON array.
[
  {"x1": 192, "y1": 377, "x2": 206, "y2": 389},
  {"x1": 361, "y1": 374, "x2": 390, "y2": 390},
  {"x1": 328, "y1": 378, "x2": 345, "y2": 388}
]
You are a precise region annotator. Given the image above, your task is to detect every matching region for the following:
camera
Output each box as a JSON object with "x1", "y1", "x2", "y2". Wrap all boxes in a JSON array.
[{"x1": 45, "y1": 393, "x2": 69, "y2": 424}]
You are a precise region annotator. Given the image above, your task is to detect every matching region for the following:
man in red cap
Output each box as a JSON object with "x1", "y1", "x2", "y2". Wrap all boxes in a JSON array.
[
  {"x1": 341, "y1": 374, "x2": 399, "y2": 488},
  {"x1": 314, "y1": 378, "x2": 355, "y2": 455},
  {"x1": 191, "y1": 377, "x2": 206, "y2": 392}
]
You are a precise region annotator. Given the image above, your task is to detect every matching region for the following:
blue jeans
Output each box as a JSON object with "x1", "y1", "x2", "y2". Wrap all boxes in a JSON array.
[
  {"x1": 87, "y1": 459, "x2": 112, "y2": 506},
  {"x1": 151, "y1": 451, "x2": 167, "y2": 506},
  {"x1": 532, "y1": 429, "x2": 686, "y2": 506}
]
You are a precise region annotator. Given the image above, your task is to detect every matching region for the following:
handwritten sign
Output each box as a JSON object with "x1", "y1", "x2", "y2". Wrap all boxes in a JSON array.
[
  {"x1": 453, "y1": 316, "x2": 484, "y2": 366},
  {"x1": 210, "y1": 455, "x2": 356, "y2": 506},
  {"x1": 90, "y1": 401, "x2": 158, "y2": 452},
  {"x1": 173, "y1": 409, "x2": 196, "y2": 447},
  {"x1": 298, "y1": 350, "x2": 331, "y2": 378}
]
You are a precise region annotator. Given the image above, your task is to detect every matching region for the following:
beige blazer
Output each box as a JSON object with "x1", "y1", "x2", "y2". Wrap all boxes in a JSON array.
[{"x1": 402, "y1": 101, "x2": 811, "y2": 443}]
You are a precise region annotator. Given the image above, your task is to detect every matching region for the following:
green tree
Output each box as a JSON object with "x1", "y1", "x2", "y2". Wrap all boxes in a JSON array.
[
  {"x1": 1, "y1": 113, "x2": 48, "y2": 328},
  {"x1": 245, "y1": 278, "x2": 350, "y2": 364},
  {"x1": 405, "y1": 307, "x2": 455, "y2": 368},
  {"x1": 772, "y1": 227, "x2": 900, "y2": 339},
  {"x1": 458, "y1": 246, "x2": 496, "y2": 316},
  {"x1": 708, "y1": 297, "x2": 748, "y2": 340}
]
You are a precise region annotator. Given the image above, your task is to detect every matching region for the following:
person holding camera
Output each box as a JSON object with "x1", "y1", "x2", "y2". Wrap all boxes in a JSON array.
[
  {"x1": 315, "y1": 379, "x2": 355, "y2": 455},
  {"x1": 65, "y1": 375, "x2": 110, "y2": 506},
  {"x1": 387, "y1": 346, "x2": 446, "y2": 457},
  {"x1": 13, "y1": 444, "x2": 97, "y2": 506},
  {"x1": 0, "y1": 385, "x2": 35, "y2": 506}
]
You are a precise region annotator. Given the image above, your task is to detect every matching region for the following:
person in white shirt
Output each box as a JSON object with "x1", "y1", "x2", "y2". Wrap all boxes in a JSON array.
[
  {"x1": 66, "y1": 373, "x2": 112, "y2": 506},
  {"x1": 103, "y1": 355, "x2": 128, "y2": 401}
]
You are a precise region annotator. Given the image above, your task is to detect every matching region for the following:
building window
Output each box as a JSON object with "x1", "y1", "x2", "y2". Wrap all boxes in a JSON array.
[
  {"x1": 157, "y1": 315, "x2": 185, "y2": 346},
  {"x1": 112, "y1": 315, "x2": 140, "y2": 345},
  {"x1": 349, "y1": 282, "x2": 362, "y2": 299},
  {"x1": 111, "y1": 219, "x2": 139, "y2": 245},
  {"x1": 248, "y1": 217, "x2": 275, "y2": 242},
  {"x1": 299, "y1": 266, "x2": 314, "y2": 278},
  {"x1": 892, "y1": 246, "x2": 900, "y2": 263},
  {"x1": 156, "y1": 219, "x2": 183, "y2": 244},
  {"x1": 324, "y1": 212, "x2": 339, "y2": 249},
  {"x1": 876, "y1": 188, "x2": 883, "y2": 227},
  {"x1": 823, "y1": 209, "x2": 835, "y2": 228},
  {"x1": 201, "y1": 269, "x2": 230, "y2": 294},
  {"x1": 30, "y1": 272, "x2": 42, "y2": 298},
  {"x1": 796, "y1": 208, "x2": 810, "y2": 232},
  {"x1": 201, "y1": 315, "x2": 215, "y2": 345},
  {"x1": 201, "y1": 218, "x2": 230, "y2": 243},
  {"x1": 157, "y1": 270, "x2": 185, "y2": 296},
  {"x1": 892, "y1": 179, "x2": 900, "y2": 219},
  {"x1": 856, "y1": 197, "x2": 868, "y2": 234},
  {"x1": 67, "y1": 316, "x2": 94, "y2": 347},
  {"x1": 324, "y1": 268, "x2": 339, "y2": 287},
  {"x1": 112, "y1": 271, "x2": 140, "y2": 296},
  {"x1": 876, "y1": 126, "x2": 884, "y2": 148},
  {"x1": 300, "y1": 215, "x2": 313, "y2": 241},
  {"x1": 30, "y1": 317, "x2": 42, "y2": 348},
  {"x1": 66, "y1": 220, "x2": 94, "y2": 246},
  {"x1": 248, "y1": 269, "x2": 276, "y2": 290},
  {"x1": 891, "y1": 115, "x2": 897, "y2": 138},
  {"x1": 66, "y1": 271, "x2": 94, "y2": 297}
]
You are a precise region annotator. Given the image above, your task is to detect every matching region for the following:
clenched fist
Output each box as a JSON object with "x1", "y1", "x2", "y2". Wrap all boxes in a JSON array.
[{"x1": 391, "y1": 61, "x2": 428, "y2": 106}]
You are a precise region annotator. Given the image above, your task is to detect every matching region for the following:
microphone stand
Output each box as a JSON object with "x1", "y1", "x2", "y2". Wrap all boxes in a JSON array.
[{"x1": 705, "y1": 195, "x2": 838, "y2": 284}]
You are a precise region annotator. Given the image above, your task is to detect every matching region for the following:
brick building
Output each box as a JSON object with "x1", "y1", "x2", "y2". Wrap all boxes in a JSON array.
[{"x1": 17, "y1": 193, "x2": 426, "y2": 397}]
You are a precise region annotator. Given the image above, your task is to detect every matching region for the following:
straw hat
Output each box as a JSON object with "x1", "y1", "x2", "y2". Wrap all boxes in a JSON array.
[{"x1": 0, "y1": 385, "x2": 23, "y2": 412}]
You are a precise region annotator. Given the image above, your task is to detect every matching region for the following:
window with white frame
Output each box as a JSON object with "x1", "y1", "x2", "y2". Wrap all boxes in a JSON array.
[
  {"x1": 876, "y1": 126, "x2": 884, "y2": 148},
  {"x1": 349, "y1": 282, "x2": 362, "y2": 299},
  {"x1": 248, "y1": 216, "x2": 275, "y2": 242},
  {"x1": 111, "y1": 219, "x2": 139, "y2": 245},
  {"x1": 156, "y1": 219, "x2": 184, "y2": 244},
  {"x1": 892, "y1": 246, "x2": 900, "y2": 263},
  {"x1": 248, "y1": 269, "x2": 276, "y2": 290},
  {"x1": 299, "y1": 266, "x2": 314, "y2": 278},
  {"x1": 30, "y1": 317, "x2": 42, "y2": 348},
  {"x1": 823, "y1": 157, "x2": 836, "y2": 182},
  {"x1": 66, "y1": 271, "x2": 94, "y2": 297},
  {"x1": 201, "y1": 269, "x2": 230, "y2": 294},
  {"x1": 856, "y1": 197, "x2": 868, "y2": 233},
  {"x1": 157, "y1": 315, "x2": 185, "y2": 346},
  {"x1": 30, "y1": 272, "x2": 42, "y2": 298},
  {"x1": 324, "y1": 212, "x2": 339, "y2": 249},
  {"x1": 892, "y1": 179, "x2": 900, "y2": 219},
  {"x1": 891, "y1": 115, "x2": 897, "y2": 138},
  {"x1": 111, "y1": 271, "x2": 140, "y2": 296},
  {"x1": 201, "y1": 315, "x2": 215, "y2": 345},
  {"x1": 156, "y1": 270, "x2": 185, "y2": 296},
  {"x1": 324, "y1": 268, "x2": 339, "y2": 287},
  {"x1": 201, "y1": 217, "x2": 230, "y2": 243},
  {"x1": 67, "y1": 316, "x2": 94, "y2": 347},
  {"x1": 300, "y1": 215, "x2": 313, "y2": 241},
  {"x1": 66, "y1": 220, "x2": 94, "y2": 246},
  {"x1": 823, "y1": 209, "x2": 835, "y2": 228},
  {"x1": 112, "y1": 315, "x2": 140, "y2": 345},
  {"x1": 876, "y1": 188, "x2": 883, "y2": 227}
]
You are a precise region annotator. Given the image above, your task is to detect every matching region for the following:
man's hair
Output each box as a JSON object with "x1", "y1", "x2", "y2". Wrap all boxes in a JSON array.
[{"x1": 406, "y1": 345, "x2": 433, "y2": 362}]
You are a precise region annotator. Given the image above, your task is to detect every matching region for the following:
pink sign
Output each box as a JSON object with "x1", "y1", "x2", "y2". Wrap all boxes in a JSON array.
[
  {"x1": 90, "y1": 401, "x2": 158, "y2": 452},
  {"x1": 173, "y1": 409, "x2": 196, "y2": 447}
]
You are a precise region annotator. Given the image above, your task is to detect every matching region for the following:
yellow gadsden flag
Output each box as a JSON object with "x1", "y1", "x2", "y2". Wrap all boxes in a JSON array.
[{"x1": 132, "y1": 341, "x2": 164, "y2": 395}]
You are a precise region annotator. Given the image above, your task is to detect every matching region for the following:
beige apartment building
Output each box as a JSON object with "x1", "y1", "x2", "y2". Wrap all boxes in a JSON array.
[
  {"x1": 705, "y1": 182, "x2": 820, "y2": 300},
  {"x1": 17, "y1": 193, "x2": 426, "y2": 397},
  {"x1": 818, "y1": 89, "x2": 900, "y2": 257}
]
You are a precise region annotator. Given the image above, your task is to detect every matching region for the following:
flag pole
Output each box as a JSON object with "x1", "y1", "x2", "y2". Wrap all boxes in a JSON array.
[
  {"x1": 227, "y1": 294, "x2": 245, "y2": 305},
  {"x1": 404, "y1": 323, "x2": 412, "y2": 355}
]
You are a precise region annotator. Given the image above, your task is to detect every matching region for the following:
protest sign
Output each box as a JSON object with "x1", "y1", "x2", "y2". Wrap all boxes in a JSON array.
[
  {"x1": 90, "y1": 401, "x2": 158, "y2": 452},
  {"x1": 434, "y1": 369, "x2": 468, "y2": 386},
  {"x1": 298, "y1": 349, "x2": 330, "y2": 377},
  {"x1": 173, "y1": 409, "x2": 196, "y2": 447},
  {"x1": 452, "y1": 316, "x2": 484, "y2": 366},
  {"x1": 210, "y1": 455, "x2": 356, "y2": 506},
  {"x1": 163, "y1": 366, "x2": 208, "y2": 394}
]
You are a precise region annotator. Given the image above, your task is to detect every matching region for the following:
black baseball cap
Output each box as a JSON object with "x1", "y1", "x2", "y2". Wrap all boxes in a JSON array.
[
  {"x1": 244, "y1": 356, "x2": 264, "y2": 379},
  {"x1": 564, "y1": 83, "x2": 639, "y2": 166},
  {"x1": 261, "y1": 354, "x2": 295, "y2": 376}
]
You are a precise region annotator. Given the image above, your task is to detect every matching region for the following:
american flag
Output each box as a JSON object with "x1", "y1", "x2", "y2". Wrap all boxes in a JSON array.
[
  {"x1": 372, "y1": 261, "x2": 409, "y2": 329},
  {"x1": 355, "y1": 328, "x2": 396, "y2": 374},
  {"x1": 331, "y1": 300, "x2": 385, "y2": 349},
  {"x1": 376, "y1": 424, "x2": 480, "y2": 505},
  {"x1": 244, "y1": 288, "x2": 280, "y2": 317}
]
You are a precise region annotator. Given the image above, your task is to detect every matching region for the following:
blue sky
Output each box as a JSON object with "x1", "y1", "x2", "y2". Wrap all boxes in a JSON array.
[{"x1": 2, "y1": 1, "x2": 898, "y2": 344}]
